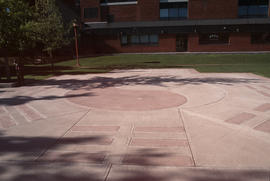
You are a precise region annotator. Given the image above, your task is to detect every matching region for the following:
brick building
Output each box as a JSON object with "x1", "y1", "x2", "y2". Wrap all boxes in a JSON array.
[{"x1": 79, "y1": 0, "x2": 270, "y2": 53}]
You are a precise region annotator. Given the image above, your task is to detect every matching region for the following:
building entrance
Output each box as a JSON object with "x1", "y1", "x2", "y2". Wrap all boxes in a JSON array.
[{"x1": 176, "y1": 35, "x2": 188, "y2": 52}]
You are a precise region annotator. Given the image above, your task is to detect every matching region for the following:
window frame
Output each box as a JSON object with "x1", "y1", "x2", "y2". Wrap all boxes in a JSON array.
[
  {"x1": 121, "y1": 34, "x2": 159, "y2": 46},
  {"x1": 100, "y1": 0, "x2": 138, "y2": 6},
  {"x1": 160, "y1": 2, "x2": 188, "y2": 20},
  {"x1": 238, "y1": 0, "x2": 269, "y2": 18}
]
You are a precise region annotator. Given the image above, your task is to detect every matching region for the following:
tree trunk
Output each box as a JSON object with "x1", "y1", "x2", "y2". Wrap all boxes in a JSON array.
[
  {"x1": 19, "y1": 57, "x2": 25, "y2": 86},
  {"x1": 16, "y1": 53, "x2": 25, "y2": 86},
  {"x1": 49, "y1": 50, "x2": 54, "y2": 72},
  {"x1": 4, "y1": 57, "x2": 11, "y2": 81}
]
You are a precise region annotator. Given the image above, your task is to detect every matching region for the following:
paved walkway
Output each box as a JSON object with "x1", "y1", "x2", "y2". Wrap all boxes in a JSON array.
[{"x1": 0, "y1": 69, "x2": 270, "y2": 180}]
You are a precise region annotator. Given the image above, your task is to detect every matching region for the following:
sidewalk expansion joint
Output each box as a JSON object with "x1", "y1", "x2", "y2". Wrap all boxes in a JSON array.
[
  {"x1": 34, "y1": 109, "x2": 91, "y2": 161},
  {"x1": 104, "y1": 163, "x2": 112, "y2": 181},
  {"x1": 178, "y1": 108, "x2": 196, "y2": 167}
]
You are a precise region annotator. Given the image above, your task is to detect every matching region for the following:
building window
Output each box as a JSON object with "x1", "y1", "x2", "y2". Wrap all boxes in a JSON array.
[
  {"x1": 251, "y1": 33, "x2": 270, "y2": 44},
  {"x1": 131, "y1": 35, "x2": 140, "y2": 44},
  {"x1": 199, "y1": 33, "x2": 229, "y2": 44},
  {"x1": 160, "y1": 9, "x2": 169, "y2": 19},
  {"x1": 121, "y1": 34, "x2": 159, "y2": 45},
  {"x1": 75, "y1": 0, "x2": 80, "y2": 7},
  {"x1": 238, "y1": 0, "x2": 269, "y2": 18},
  {"x1": 140, "y1": 35, "x2": 149, "y2": 44},
  {"x1": 101, "y1": 0, "x2": 137, "y2": 3},
  {"x1": 84, "y1": 8, "x2": 98, "y2": 19},
  {"x1": 160, "y1": 2, "x2": 188, "y2": 20},
  {"x1": 100, "y1": 0, "x2": 137, "y2": 6},
  {"x1": 150, "y1": 35, "x2": 159, "y2": 44},
  {"x1": 121, "y1": 35, "x2": 128, "y2": 44}
]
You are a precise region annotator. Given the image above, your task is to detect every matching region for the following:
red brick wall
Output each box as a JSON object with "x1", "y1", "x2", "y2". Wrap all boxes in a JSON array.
[
  {"x1": 81, "y1": 0, "x2": 160, "y2": 22},
  {"x1": 83, "y1": 33, "x2": 270, "y2": 54},
  {"x1": 188, "y1": 0, "x2": 238, "y2": 19},
  {"x1": 188, "y1": 33, "x2": 270, "y2": 52},
  {"x1": 80, "y1": 0, "x2": 100, "y2": 22},
  {"x1": 89, "y1": 34, "x2": 176, "y2": 53},
  {"x1": 100, "y1": 0, "x2": 160, "y2": 22},
  {"x1": 137, "y1": 0, "x2": 160, "y2": 21},
  {"x1": 80, "y1": 0, "x2": 270, "y2": 22},
  {"x1": 108, "y1": 5, "x2": 138, "y2": 22}
]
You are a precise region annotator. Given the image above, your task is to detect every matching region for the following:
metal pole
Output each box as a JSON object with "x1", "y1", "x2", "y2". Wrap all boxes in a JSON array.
[{"x1": 73, "y1": 23, "x2": 80, "y2": 67}]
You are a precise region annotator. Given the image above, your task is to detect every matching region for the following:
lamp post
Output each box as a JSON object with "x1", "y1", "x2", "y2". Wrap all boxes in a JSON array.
[{"x1": 73, "y1": 23, "x2": 80, "y2": 67}]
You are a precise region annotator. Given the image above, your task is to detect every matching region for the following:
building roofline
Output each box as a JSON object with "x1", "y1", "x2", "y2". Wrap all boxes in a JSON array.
[{"x1": 83, "y1": 18, "x2": 270, "y2": 30}]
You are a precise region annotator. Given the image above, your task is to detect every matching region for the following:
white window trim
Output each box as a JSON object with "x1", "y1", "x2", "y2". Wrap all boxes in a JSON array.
[
  {"x1": 100, "y1": 1, "x2": 138, "y2": 6},
  {"x1": 160, "y1": 0, "x2": 188, "y2": 3}
]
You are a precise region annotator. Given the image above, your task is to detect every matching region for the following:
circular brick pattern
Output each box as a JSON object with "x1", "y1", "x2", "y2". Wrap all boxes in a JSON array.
[{"x1": 66, "y1": 87, "x2": 187, "y2": 111}]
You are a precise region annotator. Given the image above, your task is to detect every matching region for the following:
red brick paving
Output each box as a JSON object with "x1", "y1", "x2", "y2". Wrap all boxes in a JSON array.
[
  {"x1": 0, "y1": 115, "x2": 16, "y2": 128},
  {"x1": 16, "y1": 105, "x2": 43, "y2": 121},
  {"x1": 254, "y1": 103, "x2": 270, "y2": 112},
  {"x1": 134, "y1": 127, "x2": 185, "y2": 133},
  {"x1": 130, "y1": 138, "x2": 188, "y2": 147},
  {"x1": 39, "y1": 151, "x2": 106, "y2": 163},
  {"x1": 123, "y1": 154, "x2": 193, "y2": 167},
  {"x1": 225, "y1": 112, "x2": 256, "y2": 124},
  {"x1": 72, "y1": 126, "x2": 120, "y2": 132},
  {"x1": 132, "y1": 132, "x2": 186, "y2": 139},
  {"x1": 254, "y1": 120, "x2": 270, "y2": 134},
  {"x1": 66, "y1": 88, "x2": 187, "y2": 111}
]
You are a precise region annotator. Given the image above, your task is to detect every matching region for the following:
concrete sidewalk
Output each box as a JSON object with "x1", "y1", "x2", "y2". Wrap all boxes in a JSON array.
[{"x1": 0, "y1": 69, "x2": 270, "y2": 180}]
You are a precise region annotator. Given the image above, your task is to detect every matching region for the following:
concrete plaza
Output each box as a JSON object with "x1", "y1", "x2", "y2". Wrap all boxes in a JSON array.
[{"x1": 0, "y1": 69, "x2": 270, "y2": 180}]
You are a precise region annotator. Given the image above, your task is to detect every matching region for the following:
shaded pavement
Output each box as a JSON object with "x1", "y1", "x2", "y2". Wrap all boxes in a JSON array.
[{"x1": 0, "y1": 69, "x2": 270, "y2": 180}]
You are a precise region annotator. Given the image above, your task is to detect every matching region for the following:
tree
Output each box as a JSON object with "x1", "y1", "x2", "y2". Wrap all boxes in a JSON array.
[
  {"x1": 29, "y1": 0, "x2": 72, "y2": 71},
  {"x1": 0, "y1": 0, "x2": 33, "y2": 85}
]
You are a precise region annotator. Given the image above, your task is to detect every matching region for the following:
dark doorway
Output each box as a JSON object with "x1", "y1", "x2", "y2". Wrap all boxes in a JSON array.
[{"x1": 176, "y1": 35, "x2": 188, "y2": 52}]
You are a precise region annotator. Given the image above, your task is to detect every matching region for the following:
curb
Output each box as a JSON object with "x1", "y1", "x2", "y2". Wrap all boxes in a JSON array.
[{"x1": 0, "y1": 82, "x2": 17, "y2": 88}]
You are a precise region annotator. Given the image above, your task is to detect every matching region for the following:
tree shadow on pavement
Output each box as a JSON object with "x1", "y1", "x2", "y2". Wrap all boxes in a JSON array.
[
  {"x1": 0, "y1": 132, "x2": 106, "y2": 160},
  {"x1": 0, "y1": 92, "x2": 93, "y2": 106},
  {"x1": 0, "y1": 131, "x2": 180, "y2": 181},
  {"x1": 0, "y1": 131, "x2": 108, "y2": 181},
  {"x1": 0, "y1": 162, "x2": 104, "y2": 181},
  {"x1": 0, "y1": 131, "x2": 269, "y2": 181},
  {"x1": 27, "y1": 75, "x2": 264, "y2": 91},
  {"x1": 0, "y1": 75, "x2": 264, "y2": 106}
]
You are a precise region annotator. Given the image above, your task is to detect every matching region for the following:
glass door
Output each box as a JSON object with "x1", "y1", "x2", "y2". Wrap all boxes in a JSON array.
[{"x1": 176, "y1": 35, "x2": 187, "y2": 52}]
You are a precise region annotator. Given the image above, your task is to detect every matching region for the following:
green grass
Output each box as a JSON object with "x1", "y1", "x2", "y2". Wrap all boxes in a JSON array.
[{"x1": 23, "y1": 53, "x2": 270, "y2": 80}]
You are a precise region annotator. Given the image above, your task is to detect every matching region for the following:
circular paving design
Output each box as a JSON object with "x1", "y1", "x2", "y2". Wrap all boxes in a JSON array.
[{"x1": 66, "y1": 87, "x2": 187, "y2": 111}]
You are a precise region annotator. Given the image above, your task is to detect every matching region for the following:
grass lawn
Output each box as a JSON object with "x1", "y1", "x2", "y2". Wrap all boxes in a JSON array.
[{"x1": 23, "y1": 53, "x2": 270, "y2": 80}]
